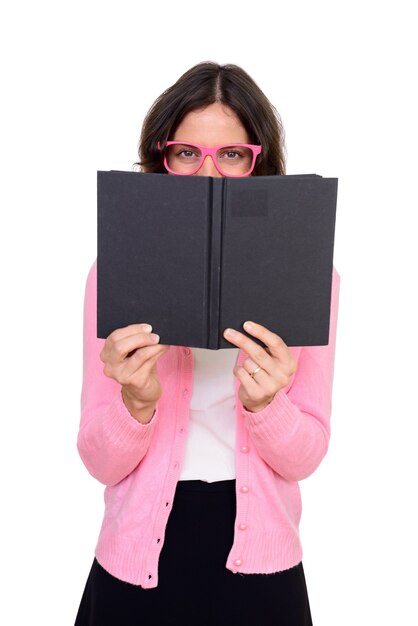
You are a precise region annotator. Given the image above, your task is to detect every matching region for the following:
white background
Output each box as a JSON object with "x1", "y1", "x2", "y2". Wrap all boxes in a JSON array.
[{"x1": 1, "y1": 1, "x2": 417, "y2": 624}]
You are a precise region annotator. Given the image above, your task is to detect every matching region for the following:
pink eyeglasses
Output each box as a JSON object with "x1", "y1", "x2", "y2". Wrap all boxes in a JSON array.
[{"x1": 157, "y1": 141, "x2": 262, "y2": 177}]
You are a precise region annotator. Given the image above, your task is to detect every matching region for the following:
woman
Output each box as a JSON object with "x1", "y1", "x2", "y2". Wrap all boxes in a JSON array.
[{"x1": 75, "y1": 61, "x2": 340, "y2": 625}]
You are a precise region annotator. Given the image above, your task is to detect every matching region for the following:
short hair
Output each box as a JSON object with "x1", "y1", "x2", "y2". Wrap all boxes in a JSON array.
[{"x1": 135, "y1": 61, "x2": 286, "y2": 176}]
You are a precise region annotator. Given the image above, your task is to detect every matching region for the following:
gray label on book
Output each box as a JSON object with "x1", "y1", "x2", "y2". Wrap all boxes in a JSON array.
[{"x1": 230, "y1": 189, "x2": 268, "y2": 217}]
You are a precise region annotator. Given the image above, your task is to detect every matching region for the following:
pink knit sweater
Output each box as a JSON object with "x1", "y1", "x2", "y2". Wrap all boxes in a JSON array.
[{"x1": 77, "y1": 260, "x2": 340, "y2": 588}]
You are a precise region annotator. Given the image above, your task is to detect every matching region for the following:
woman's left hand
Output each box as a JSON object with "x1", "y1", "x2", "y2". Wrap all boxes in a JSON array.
[{"x1": 223, "y1": 321, "x2": 297, "y2": 413}]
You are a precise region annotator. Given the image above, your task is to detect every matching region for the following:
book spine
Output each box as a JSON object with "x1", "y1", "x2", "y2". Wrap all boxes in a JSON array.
[{"x1": 207, "y1": 178, "x2": 224, "y2": 349}]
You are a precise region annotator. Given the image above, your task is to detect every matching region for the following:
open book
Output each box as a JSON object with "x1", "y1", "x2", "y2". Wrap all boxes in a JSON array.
[{"x1": 97, "y1": 171, "x2": 338, "y2": 348}]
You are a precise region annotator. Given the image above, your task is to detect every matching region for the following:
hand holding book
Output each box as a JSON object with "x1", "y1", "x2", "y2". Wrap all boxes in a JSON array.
[
  {"x1": 99, "y1": 322, "x2": 170, "y2": 423},
  {"x1": 224, "y1": 321, "x2": 297, "y2": 412}
]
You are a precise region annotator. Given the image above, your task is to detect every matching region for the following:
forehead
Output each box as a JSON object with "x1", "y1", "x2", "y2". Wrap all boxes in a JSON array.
[{"x1": 172, "y1": 102, "x2": 249, "y2": 144}]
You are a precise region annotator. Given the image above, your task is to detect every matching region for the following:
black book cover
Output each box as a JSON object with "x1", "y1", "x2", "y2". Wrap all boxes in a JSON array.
[{"x1": 97, "y1": 171, "x2": 338, "y2": 348}]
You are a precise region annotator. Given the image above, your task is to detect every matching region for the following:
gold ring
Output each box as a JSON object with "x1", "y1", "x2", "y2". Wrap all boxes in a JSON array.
[{"x1": 249, "y1": 366, "x2": 262, "y2": 378}]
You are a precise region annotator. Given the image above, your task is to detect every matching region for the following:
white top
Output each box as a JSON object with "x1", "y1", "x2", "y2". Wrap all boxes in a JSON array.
[{"x1": 178, "y1": 347, "x2": 240, "y2": 483}]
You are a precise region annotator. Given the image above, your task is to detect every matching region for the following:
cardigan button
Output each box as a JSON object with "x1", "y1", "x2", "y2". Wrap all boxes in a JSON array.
[
  {"x1": 183, "y1": 348, "x2": 191, "y2": 356},
  {"x1": 233, "y1": 559, "x2": 243, "y2": 567},
  {"x1": 238, "y1": 524, "x2": 247, "y2": 530},
  {"x1": 240, "y1": 446, "x2": 249, "y2": 453},
  {"x1": 182, "y1": 389, "x2": 189, "y2": 397},
  {"x1": 240, "y1": 486, "x2": 249, "y2": 494}
]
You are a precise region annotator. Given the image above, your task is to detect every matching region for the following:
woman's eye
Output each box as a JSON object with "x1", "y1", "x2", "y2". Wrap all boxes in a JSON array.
[
  {"x1": 220, "y1": 150, "x2": 241, "y2": 159},
  {"x1": 179, "y1": 150, "x2": 196, "y2": 158}
]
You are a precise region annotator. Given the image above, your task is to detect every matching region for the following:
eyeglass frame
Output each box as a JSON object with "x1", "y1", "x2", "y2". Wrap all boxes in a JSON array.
[{"x1": 157, "y1": 141, "x2": 262, "y2": 177}]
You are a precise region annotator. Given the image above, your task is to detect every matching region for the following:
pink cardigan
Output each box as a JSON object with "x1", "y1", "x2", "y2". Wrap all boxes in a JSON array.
[{"x1": 77, "y1": 260, "x2": 340, "y2": 588}]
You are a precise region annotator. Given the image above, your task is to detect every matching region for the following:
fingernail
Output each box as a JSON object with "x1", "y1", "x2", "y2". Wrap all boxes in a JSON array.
[
  {"x1": 244, "y1": 322, "x2": 253, "y2": 331},
  {"x1": 150, "y1": 333, "x2": 160, "y2": 342},
  {"x1": 143, "y1": 324, "x2": 152, "y2": 332},
  {"x1": 225, "y1": 328, "x2": 236, "y2": 337}
]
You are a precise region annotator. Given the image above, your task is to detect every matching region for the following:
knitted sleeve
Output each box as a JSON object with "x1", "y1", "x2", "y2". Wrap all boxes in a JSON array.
[
  {"x1": 76, "y1": 260, "x2": 159, "y2": 486},
  {"x1": 241, "y1": 267, "x2": 340, "y2": 481}
]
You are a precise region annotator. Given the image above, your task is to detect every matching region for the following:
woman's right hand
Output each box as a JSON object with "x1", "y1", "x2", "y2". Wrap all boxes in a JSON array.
[{"x1": 100, "y1": 323, "x2": 170, "y2": 423}]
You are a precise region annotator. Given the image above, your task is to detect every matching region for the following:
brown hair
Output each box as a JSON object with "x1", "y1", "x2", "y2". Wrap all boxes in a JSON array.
[{"x1": 134, "y1": 62, "x2": 286, "y2": 176}]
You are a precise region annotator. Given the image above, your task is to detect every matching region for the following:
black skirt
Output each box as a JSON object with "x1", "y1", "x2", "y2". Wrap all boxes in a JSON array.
[{"x1": 75, "y1": 479, "x2": 313, "y2": 626}]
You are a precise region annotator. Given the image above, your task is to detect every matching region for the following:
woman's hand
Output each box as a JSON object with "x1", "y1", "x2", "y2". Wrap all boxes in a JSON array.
[
  {"x1": 100, "y1": 323, "x2": 170, "y2": 423},
  {"x1": 223, "y1": 321, "x2": 296, "y2": 413}
]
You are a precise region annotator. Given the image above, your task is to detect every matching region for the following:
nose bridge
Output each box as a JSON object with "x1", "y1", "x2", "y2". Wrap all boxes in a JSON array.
[{"x1": 197, "y1": 153, "x2": 221, "y2": 177}]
